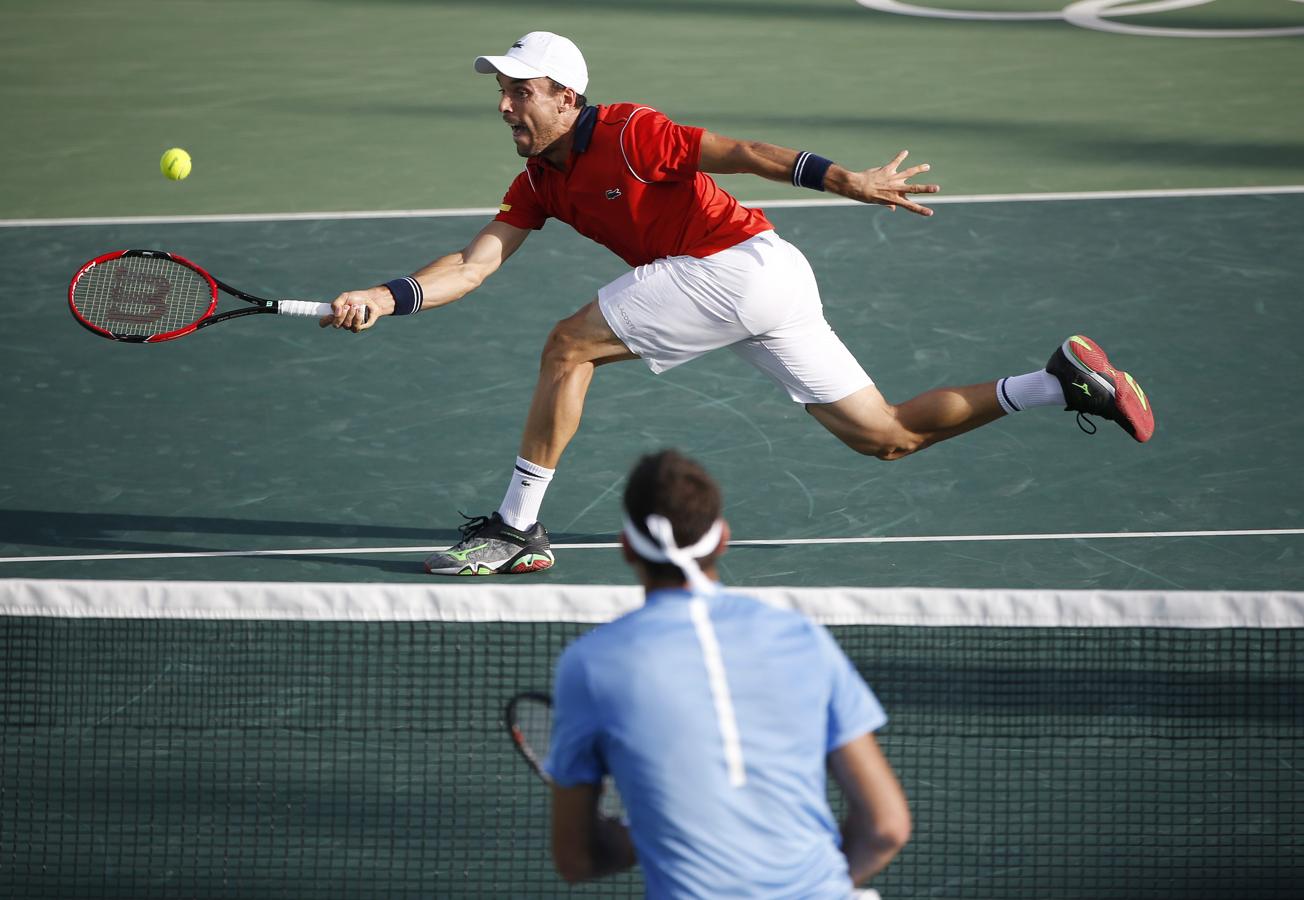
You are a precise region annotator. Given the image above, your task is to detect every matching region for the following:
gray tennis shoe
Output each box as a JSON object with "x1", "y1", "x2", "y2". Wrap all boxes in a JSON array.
[{"x1": 424, "y1": 512, "x2": 555, "y2": 576}]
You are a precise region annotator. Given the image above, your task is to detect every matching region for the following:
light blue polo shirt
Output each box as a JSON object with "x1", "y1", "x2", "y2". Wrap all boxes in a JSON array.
[{"x1": 545, "y1": 587, "x2": 887, "y2": 900}]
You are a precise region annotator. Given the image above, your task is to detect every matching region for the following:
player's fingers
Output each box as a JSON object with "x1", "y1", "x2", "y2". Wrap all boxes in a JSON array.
[
  {"x1": 898, "y1": 199, "x2": 935, "y2": 217},
  {"x1": 885, "y1": 149, "x2": 909, "y2": 172},
  {"x1": 907, "y1": 183, "x2": 941, "y2": 194},
  {"x1": 328, "y1": 293, "x2": 357, "y2": 329},
  {"x1": 899, "y1": 163, "x2": 931, "y2": 180},
  {"x1": 346, "y1": 303, "x2": 370, "y2": 333}
]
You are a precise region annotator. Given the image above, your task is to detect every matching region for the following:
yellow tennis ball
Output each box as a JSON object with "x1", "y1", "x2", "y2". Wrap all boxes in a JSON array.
[{"x1": 160, "y1": 147, "x2": 192, "y2": 181}]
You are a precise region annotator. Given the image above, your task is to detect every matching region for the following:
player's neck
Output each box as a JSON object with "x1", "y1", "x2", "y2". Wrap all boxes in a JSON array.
[
  {"x1": 538, "y1": 110, "x2": 582, "y2": 170},
  {"x1": 640, "y1": 567, "x2": 720, "y2": 595}
]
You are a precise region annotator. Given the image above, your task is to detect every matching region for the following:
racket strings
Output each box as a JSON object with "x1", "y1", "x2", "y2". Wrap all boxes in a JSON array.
[
  {"x1": 515, "y1": 700, "x2": 553, "y2": 768},
  {"x1": 72, "y1": 256, "x2": 213, "y2": 337},
  {"x1": 513, "y1": 697, "x2": 624, "y2": 819}
]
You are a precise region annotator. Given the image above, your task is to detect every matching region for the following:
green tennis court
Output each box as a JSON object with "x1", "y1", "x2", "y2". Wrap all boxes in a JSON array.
[{"x1": 3, "y1": 1, "x2": 1303, "y2": 897}]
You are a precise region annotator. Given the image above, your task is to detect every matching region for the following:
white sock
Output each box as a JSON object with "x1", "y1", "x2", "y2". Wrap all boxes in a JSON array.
[
  {"x1": 996, "y1": 369, "x2": 1065, "y2": 414},
  {"x1": 497, "y1": 457, "x2": 555, "y2": 530}
]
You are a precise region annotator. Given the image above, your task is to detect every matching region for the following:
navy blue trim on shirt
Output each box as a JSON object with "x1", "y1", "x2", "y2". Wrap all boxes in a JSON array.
[{"x1": 572, "y1": 104, "x2": 598, "y2": 154}]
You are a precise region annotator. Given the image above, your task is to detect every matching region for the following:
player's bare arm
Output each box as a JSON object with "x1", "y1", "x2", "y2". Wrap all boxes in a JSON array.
[
  {"x1": 697, "y1": 133, "x2": 939, "y2": 216},
  {"x1": 549, "y1": 782, "x2": 637, "y2": 883},
  {"x1": 829, "y1": 732, "x2": 911, "y2": 885},
  {"x1": 321, "y1": 219, "x2": 530, "y2": 332}
]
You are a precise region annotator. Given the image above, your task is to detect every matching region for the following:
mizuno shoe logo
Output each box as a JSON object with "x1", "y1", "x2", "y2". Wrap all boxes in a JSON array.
[
  {"x1": 1125, "y1": 373, "x2": 1149, "y2": 411},
  {"x1": 1073, "y1": 381, "x2": 1092, "y2": 396},
  {"x1": 512, "y1": 41, "x2": 524, "y2": 48},
  {"x1": 445, "y1": 543, "x2": 488, "y2": 561}
]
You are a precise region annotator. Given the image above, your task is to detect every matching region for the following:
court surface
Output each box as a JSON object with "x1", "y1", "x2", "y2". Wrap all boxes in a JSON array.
[
  {"x1": 3, "y1": 189, "x2": 1303, "y2": 589},
  {"x1": 10, "y1": 1, "x2": 1304, "y2": 589},
  {"x1": 5, "y1": 0, "x2": 1303, "y2": 590}
]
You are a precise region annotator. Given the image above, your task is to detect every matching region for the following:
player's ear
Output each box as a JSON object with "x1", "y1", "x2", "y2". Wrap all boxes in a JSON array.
[{"x1": 716, "y1": 519, "x2": 730, "y2": 558}]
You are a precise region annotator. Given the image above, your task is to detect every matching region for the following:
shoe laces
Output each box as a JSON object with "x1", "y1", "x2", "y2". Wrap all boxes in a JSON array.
[
  {"x1": 456, "y1": 512, "x2": 492, "y2": 539},
  {"x1": 1075, "y1": 412, "x2": 1098, "y2": 435}
]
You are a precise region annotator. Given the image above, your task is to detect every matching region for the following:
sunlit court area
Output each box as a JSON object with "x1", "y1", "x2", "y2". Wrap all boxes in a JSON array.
[{"x1": 2, "y1": 1, "x2": 1302, "y2": 897}]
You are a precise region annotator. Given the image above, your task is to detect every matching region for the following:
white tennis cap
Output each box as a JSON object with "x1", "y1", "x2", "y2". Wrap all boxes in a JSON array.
[{"x1": 474, "y1": 32, "x2": 589, "y2": 96}]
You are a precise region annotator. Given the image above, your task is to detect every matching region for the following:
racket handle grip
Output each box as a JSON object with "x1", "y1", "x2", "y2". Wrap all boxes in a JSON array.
[{"x1": 278, "y1": 300, "x2": 369, "y2": 322}]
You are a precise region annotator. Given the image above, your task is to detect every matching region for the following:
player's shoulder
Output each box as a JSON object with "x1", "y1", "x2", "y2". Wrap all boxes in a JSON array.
[
  {"x1": 558, "y1": 604, "x2": 644, "y2": 661},
  {"x1": 596, "y1": 101, "x2": 662, "y2": 127},
  {"x1": 710, "y1": 588, "x2": 823, "y2": 633}
]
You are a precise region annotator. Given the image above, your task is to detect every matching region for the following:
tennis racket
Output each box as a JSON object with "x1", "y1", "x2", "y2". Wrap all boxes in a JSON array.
[
  {"x1": 505, "y1": 691, "x2": 625, "y2": 820},
  {"x1": 68, "y1": 248, "x2": 364, "y2": 343}
]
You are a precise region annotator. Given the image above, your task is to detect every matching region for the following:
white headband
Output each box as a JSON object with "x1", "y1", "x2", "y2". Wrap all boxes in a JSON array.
[{"x1": 622, "y1": 514, "x2": 723, "y2": 595}]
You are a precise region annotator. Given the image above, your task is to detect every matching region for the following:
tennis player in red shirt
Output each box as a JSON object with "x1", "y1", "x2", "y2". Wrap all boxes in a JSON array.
[{"x1": 324, "y1": 32, "x2": 1155, "y2": 577}]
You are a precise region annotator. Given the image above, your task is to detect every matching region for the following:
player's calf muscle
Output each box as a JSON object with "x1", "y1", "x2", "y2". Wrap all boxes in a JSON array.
[{"x1": 805, "y1": 401, "x2": 925, "y2": 460}]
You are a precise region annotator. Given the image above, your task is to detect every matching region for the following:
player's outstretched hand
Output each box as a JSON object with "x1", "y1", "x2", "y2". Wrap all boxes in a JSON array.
[
  {"x1": 319, "y1": 288, "x2": 388, "y2": 333},
  {"x1": 835, "y1": 150, "x2": 939, "y2": 216}
]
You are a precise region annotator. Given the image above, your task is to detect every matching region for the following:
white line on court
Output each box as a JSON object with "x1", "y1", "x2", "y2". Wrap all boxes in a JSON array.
[
  {"x1": 4, "y1": 185, "x2": 1303, "y2": 228},
  {"x1": 2, "y1": 527, "x2": 1300, "y2": 565}
]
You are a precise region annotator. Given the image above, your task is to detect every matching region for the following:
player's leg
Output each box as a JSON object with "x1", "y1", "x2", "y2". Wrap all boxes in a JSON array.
[
  {"x1": 807, "y1": 334, "x2": 1154, "y2": 458},
  {"x1": 423, "y1": 300, "x2": 636, "y2": 577},
  {"x1": 518, "y1": 301, "x2": 638, "y2": 470},
  {"x1": 424, "y1": 240, "x2": 758, "y2": 577},
  {"x1": 733, "y1": 235, "x2": 1155, "y2": 460},
  {"x1": 805, "y1": 382, "x2": 1007, "y2": 460}
]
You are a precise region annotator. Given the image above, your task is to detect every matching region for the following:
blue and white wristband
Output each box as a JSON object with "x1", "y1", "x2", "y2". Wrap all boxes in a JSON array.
[
  {"x1": 383, "y1": 276, "x2": 423, "y2": 316},
  {"x1": 792, "y1": 151, "x2": 834, "y2": 192}
]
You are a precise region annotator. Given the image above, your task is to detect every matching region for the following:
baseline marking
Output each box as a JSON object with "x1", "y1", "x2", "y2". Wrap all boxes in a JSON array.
[
  {"x1": 4, "y1": 185, "x2": 1303, "y2": 228},
  {"x1": 2, "y1": 528, "x2": 1300, "y2": 565}
]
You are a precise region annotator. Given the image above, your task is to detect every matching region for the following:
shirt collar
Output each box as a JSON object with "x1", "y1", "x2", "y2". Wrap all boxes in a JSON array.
[
  {"x1": 644, "y1": 585, "x2": 720, "y2": 605},
  {"x1": 527, "y1": 104, "x2": 599, "y2": 173},
  {"x1": 572, "y1": 104, "x2": 598, "y2": 154}
]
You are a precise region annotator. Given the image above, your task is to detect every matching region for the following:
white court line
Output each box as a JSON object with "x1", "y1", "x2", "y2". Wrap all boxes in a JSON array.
[
  {"x1": 2, "y1": 527, "x2": 1300, "y2": 565},
  {"x1": 3, "y1": 185, "x2": 1303, "y2": 228}
]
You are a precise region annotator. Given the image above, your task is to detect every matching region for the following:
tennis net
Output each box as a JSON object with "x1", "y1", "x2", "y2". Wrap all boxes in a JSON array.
[{"x1": 3, "y1": 580, "x2": 1302, "y2": 899}]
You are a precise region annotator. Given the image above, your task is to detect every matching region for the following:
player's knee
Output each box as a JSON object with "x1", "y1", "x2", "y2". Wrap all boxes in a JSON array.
[
  {"x1": 539, "y1": 320, "x2": 587, "y2": 371},
  {"x1": 805, "y1": 404, "x2": 923, "y2": 460},
  {"x1": 859, "y1": 439, "x2": 923, "y2": 461}
]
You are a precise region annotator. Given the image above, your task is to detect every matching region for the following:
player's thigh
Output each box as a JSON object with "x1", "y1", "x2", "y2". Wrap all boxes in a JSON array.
[
  {"x1": 731, "y1": 324, "x2": 873, "y2": 406},
  {"x1": 547, "y1": 299, "x2": 639, "y2": 367},
  {"x1": 727, "y1": 233, "x2": 874, "y2": 404},
  {"x1": 597, "y1": 250, "x2": 758, "y2": 375}
]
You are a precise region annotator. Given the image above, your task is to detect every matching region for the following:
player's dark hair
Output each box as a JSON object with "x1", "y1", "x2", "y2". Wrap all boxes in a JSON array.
[
  {"x1": 623, "y1": 449, "x2": 722, "y2": 580},
  {"x1": 548, "y1": 78, "x2": 587, "y2": 108}
]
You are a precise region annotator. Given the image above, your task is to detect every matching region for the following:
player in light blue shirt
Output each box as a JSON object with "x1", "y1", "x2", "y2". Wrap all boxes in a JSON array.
[{"x1": 545, "y1": 449, "x2": 910, "y2": 898}]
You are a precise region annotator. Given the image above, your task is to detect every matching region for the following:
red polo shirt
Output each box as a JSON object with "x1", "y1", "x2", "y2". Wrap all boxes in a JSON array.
[{"x1": 494, "y1": 103, "x2": 773, "y2": 268}]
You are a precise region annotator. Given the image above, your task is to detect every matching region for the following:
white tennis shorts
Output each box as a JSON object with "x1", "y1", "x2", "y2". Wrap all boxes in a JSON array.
[{"x1": 597, "y1": 230, "x2": 873, "y2": 405}]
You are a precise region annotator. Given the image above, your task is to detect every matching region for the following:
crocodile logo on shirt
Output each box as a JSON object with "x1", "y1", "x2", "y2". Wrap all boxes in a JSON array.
[{"x1": 605, "y1": 188, "x2": 622, "y2": 200}]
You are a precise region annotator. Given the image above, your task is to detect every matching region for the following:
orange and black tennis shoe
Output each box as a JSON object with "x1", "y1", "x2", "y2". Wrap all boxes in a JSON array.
[{"x1": 1047, "y1": 334, "x2": 1154, "y2": 443}]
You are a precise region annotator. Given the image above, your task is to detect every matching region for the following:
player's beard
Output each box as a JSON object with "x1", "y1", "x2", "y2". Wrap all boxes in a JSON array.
[{"x1": 514, "y1": 117, "x2": 566, "y2": 159}]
